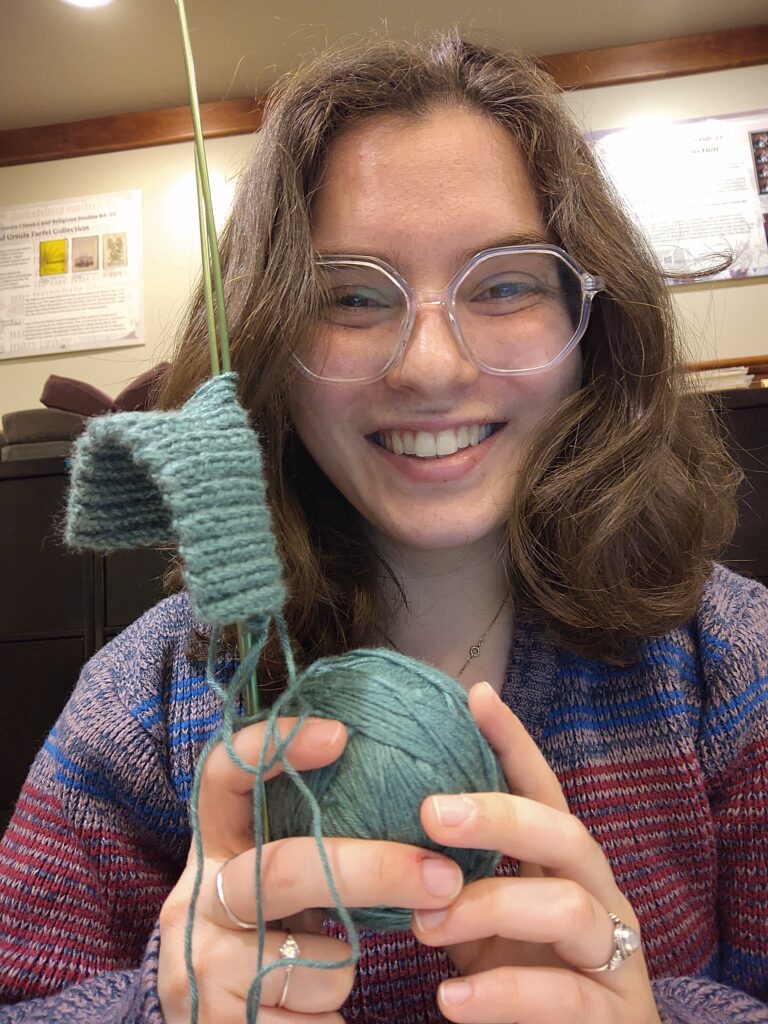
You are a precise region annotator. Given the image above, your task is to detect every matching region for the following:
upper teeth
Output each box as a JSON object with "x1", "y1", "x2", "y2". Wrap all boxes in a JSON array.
[{"x1": 376, "y1": 423, "x2": 494, "y2": 457}]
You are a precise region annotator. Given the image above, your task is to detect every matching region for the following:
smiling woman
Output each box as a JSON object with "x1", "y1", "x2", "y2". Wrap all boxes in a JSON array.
[
  {"x1": 1, "y1": 30, "x2": 767, "y2": 1024},
  {"x1": 288, "y1": 110, "x2": 585, "y2": 557},
  {"x1": 158, "y1": 36, "x2": 740, "y2": 670}
]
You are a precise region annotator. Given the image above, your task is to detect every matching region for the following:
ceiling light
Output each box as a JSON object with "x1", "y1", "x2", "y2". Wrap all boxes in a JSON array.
[{"x1": 60, "y1": 0, "x2": 114, "y2": 8}]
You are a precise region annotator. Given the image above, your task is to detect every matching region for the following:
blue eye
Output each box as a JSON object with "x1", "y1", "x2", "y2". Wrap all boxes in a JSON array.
[
  {"x1": 469, "y1": 276, "x2": 540, "y2": 308},
  {"x1": 322, "y1": 283, "x2": 403, "y2": 328},
  {"x1": 483, "y1": 280, "x2": 529, "y2": 301},
  {"x1": 459, "y1": 265, "x2": 562, "y2": 320},
  {"x1": 336, "y1": 288, "x2": 389, "y2": 309}
]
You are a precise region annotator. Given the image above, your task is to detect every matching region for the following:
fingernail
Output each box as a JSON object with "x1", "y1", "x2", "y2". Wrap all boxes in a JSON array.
[
  {"x1": 422, "y1": 857, "x2": 463, "y2": 898},
  {"x1": 302, "y1": 718, "x2": 343, "y2": 747},
  {"x1": 477, "y1": 680, "x2": 502, "y2": 704},
  {"x1": 414, "y1": 907, "x2": 448, "y2": 930},
  {"x1": 440, "y1": 979, "x2": 472, "y2": 1006},
  {"x1": 431, "y1": 794, "x2": 474, "y2": 827}
]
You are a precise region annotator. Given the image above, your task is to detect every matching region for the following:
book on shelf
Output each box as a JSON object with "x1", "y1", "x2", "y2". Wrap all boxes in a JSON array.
[{"x1": 687, "y1": 366, "x2": 755, "y2": 392}]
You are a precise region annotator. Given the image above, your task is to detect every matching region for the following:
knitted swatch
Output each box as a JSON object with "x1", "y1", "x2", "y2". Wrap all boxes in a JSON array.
[{"x1": 65, "y1": 373, "x2": 285, "y2": 632}]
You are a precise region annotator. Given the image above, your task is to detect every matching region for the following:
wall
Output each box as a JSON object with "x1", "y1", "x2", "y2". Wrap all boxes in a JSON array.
[
  {"x1": 0, "y1": 61, "x2": 766, "y2": 416},
  {"x1": 0, "y1": 135, "x2": 252, "y2": 416}
]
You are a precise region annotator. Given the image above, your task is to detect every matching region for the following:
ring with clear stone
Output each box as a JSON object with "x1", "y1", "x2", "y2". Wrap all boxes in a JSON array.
[
  {"x1": 277, "y1": 932, "x2": 301, "y2": 1008},
  {"x1": 580, "y1": 912, "x2": 641, "y2": 973}
]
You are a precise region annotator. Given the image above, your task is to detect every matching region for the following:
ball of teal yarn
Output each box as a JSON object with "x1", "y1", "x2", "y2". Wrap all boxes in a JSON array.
[{"x1": 265, "y1": 647, "x2": 509, "y2": 931}]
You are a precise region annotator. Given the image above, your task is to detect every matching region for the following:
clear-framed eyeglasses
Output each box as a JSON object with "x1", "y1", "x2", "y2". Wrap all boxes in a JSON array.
[{"x1": 294, "y1": 243, "x2": 605, "y2": 384}]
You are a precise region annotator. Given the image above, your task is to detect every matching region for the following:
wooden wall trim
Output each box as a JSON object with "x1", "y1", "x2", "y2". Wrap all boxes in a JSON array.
[
  {"x1": 685, "y1": 355, "x2": 768, "y2": 373},
  {"x1": 541, "y1": 24, "x2": 768, "y2": 90},
  {"x1": 1, "y1": 24, "x2": 766, "y2": 167},
  {"x1": 0, "y1": 98, "x2": 264, "y2": 168}
]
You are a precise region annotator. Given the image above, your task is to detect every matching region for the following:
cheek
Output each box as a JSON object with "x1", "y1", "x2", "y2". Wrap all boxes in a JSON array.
[
  {"x1": 542, "y1": 349, "x2": 582, "y2": 410},
  {"x1": 288, "y1": 382, "x2": 333, "y2": 442},
  {"x1": 287, "y1": 381, "x2": 360, "y2": 476},
  {"x1": 509, "y1": 350, "x2": 582, "y2": 425}
]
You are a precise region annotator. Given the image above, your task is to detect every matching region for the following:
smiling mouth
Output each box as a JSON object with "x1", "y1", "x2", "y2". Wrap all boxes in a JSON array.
[{"x1": 370, "y1": 422, "x2": 504, "y2": 458}]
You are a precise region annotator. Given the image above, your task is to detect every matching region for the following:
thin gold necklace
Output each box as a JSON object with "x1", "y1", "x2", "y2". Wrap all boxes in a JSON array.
[
  {"x1": 376, "y1": 597, "x2": 507, "y2": 679},
  {"x1": 456, "y1": 598, "x2": 507, "y2": 677}
]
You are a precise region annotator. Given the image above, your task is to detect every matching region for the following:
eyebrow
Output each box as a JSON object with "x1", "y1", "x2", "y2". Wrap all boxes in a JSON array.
[
  {"x1": 454, "y1": 232, "x2": 554, "y2": 265},
  {"x1": 316, "y1": 231, "x2": 554, "y2": 267}
]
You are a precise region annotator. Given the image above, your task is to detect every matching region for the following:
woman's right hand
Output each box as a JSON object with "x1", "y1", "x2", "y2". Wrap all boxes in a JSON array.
[{"x1": 157, "y1": 717, "x2": 465, "y2": 1023}]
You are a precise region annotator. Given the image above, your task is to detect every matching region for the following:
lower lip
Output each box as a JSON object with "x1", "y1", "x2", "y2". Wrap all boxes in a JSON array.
[{"x1": 368, "y1": 427, "x2": 505, "y2": 483}]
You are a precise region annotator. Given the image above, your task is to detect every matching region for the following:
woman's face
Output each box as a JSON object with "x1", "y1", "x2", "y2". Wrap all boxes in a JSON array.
[{"x1": 288, "y1": 108, "x2": 582, "y2": 553}]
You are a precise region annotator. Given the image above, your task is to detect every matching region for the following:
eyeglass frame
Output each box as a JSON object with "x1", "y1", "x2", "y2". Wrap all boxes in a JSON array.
[{"x1": 293, "y1": 242, "x2": 605, "y2": 385}]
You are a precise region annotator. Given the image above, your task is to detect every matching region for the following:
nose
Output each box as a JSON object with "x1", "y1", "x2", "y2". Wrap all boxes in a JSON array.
[{"x1": 384, "y1": 300, "x2": 479, "y2": 393}]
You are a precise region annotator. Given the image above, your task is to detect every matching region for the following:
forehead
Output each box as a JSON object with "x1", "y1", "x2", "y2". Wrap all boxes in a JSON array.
[{"x1": 311, "y1": 107, "x2": 548, "y2": 269}]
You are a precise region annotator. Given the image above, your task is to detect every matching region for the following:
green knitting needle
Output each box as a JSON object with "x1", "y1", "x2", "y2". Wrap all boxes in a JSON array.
[
  {"x1": 174, "y1": 0, "x2": 230, "y2": 373},
  {"x1": 174, "y1": 0, "x2": 268, "y2": 835}
]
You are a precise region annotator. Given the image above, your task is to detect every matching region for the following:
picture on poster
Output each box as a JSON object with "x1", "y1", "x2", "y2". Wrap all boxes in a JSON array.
[
  {"x1": 0, "y1": 190, "x2": 143, "y2": 360},
  {"x1": 590, "y1": 111, "x2": 768, "y2": 282},
  {"x1": 72, "y1": 235, "x2": 99, "y2": 272},
  {"x1": 751, "y1": 131, "x2": 768, "y2": 195},
  {"x1": 39, "y1": 239, "x2": 68, "y2": 277},
  {"x1": 103, "y1": 232, "x2": 127, "y2": 269}
]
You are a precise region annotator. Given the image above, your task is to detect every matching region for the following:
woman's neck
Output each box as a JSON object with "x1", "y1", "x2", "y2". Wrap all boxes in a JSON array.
[{"x1": 374, "y1": 531, "x2": 513, "y2": 693}]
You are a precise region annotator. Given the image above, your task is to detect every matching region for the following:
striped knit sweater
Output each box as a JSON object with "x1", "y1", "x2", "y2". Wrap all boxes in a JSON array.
[{"x1": 1, "y1": 564, "x2": 767, "y2": 1023}]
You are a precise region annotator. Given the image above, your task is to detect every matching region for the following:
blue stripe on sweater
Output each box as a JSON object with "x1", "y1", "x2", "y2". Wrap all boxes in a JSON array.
[
  {"x1": 543, "y1": 691, "x2": 699, "y2": 738},
  {"x1": 722, "y1": 945, "x2": 768, "y2": 974},
  {"x1": 135, "y1": 710, "x2": 163, "y2": 728},
  {"x1": 129, "y1": 664, "x2": 236, "y2": 717},
  {"x1": 171, "y1": 770, "x2": 194, "y2": 800},
  {"x1": 698, "y1": 950, "x2": 719, "y2": 978},
  {"x1": 44, "y1": 739, "x2": 188, "y2": 836},
  {"x1": 130, "y1": 693, "x2": 174, "y2": 715},
  {"x1": 167, "y1": 717, "x2": 222, "y2": 749},
  {"x1": 565, "y1": 648, "x2": 699, "y2": 687},
  {"x1": 700, "y1": 675, "x2": 768, "y2": 742},
  {"x1": 698, "y1": 628, "x2": 731, "y2": 660},
  {"x1": 168, "y1": 712, "x2": 222, "y2": 737}
]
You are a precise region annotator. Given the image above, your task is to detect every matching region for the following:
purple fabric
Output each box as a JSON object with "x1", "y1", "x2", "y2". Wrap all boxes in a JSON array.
[{"x1": 1, "y1": 566, "x2": 767, "y2": 1022}]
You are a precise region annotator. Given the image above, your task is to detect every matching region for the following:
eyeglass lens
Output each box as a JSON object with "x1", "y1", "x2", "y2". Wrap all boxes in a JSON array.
[{"x1": 306, "y1": 251, "x2": 586, "y2": 381}]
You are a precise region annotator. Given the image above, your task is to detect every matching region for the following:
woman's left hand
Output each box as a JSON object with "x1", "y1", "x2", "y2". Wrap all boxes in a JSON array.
[{"x1": 412, "y1": 681, "x2": 663, "y2": 1024}]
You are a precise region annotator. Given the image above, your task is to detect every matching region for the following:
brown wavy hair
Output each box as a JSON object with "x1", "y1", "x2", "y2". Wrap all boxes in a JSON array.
[{"x1": 157, "y1": 32, "x2": 739, "y2": 670}]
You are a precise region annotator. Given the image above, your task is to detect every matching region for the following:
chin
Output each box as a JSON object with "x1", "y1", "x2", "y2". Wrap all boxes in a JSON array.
[{"x1": 369, "y1": 509, "x2": 509, "y2": 554}]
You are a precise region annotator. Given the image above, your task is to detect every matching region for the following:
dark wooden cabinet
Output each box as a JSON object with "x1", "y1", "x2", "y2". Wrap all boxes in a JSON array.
[
  {"x1": 0, "y1": 469, "x2": 91, "y2": 643},
  {"x1": 712, "y1": 388, "x2": 768, "y2": 588},
  {"x1": 0, "y1": 458, "x2": 168, "y2": 833},
  {"x1": 1, "y1": 636, "x2": 86, "y2": 827}
]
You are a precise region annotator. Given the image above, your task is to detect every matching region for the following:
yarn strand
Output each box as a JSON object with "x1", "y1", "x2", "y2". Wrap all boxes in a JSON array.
[
  {"x1": 184, "y1": 616, "x2": 362, "y2": 1023},
  {"x1": 184, "y1": 627, "x2": 266, "y2": 1023}
]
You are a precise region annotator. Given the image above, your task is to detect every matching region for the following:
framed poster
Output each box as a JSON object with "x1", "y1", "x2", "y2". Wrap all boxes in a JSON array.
[
  {"x1": 591, "y1": 111, "x2": 768, "y2": 281},
  {"x1": 0, "y1": 190, "x2": 143, "y2": 360}
]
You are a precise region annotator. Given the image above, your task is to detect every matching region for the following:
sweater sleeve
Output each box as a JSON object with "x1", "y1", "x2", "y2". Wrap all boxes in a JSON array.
[
  {"x1": 0, "y1": 605, "x2": 192, "y2": 1021},
  {"x1": 651, "y1": 977, "x2": 768, "y2": 1023},
  {"x1": 0, "y1": 927, "x2": 163, "y2": 1024},
  {"x1": 651, "y1": 567, "x2": 768, "y2": 1023}
]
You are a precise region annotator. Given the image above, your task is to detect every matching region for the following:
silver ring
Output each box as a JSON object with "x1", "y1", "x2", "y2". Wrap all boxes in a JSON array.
[
  {"x1": 580, "y1": 912, "x2": 641, "y2": 973},
  {"x1": 277, "y1": 931, "x2": 301, "y2": 1008},
  {"x1": 215, "y1": 856, "x2": 258, "y2": 930}
]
